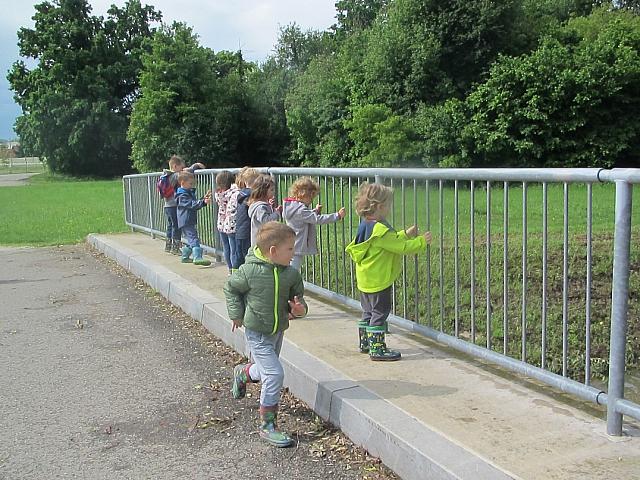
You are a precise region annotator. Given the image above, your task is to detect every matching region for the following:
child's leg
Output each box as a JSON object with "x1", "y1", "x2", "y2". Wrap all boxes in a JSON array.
[
  {"x1": 365, "y1": 286, "x2": 400, "y2": 361},
  {"x1": 358, "y1": 292, "x2": 374, "y2": 353},
  {"x1": 228, "y1": 233, "x2": 239, "y2": 270},
  {"x1": 163, "y1": 207, "x2": 174, "y2": 251},
  {"x1": 168, "y1": 207, "x2": 180, "y2": 243},
  {"x1": 219, "y1": 232, "x2": 232, "y2": 271},
  {"x1": 236, "y1": 237, "x2": 250, "y2": 267}
]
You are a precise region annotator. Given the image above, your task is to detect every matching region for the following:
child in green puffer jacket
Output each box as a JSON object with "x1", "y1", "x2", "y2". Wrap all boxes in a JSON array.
[{"x1": 224, "y1": 221, "x2": 307, "y2": 447}]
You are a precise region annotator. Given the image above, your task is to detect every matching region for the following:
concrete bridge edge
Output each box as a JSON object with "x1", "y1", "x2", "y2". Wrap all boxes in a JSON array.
[{"x1": 86, "y1": 233, "x2": 518, "y2": 480}]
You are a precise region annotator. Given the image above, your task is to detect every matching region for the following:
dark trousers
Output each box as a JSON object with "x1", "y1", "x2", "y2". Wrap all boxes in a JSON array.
[
  {"x1": 164, "y1": 206, "x2": 180, "y2": 241},
  {"x1": 236, "y1": 237, "x2": 251, "y2": 267},
  {"x1": 181, "y1": 225, "x2": 200, "y2": 248},
  {"x1": 360, "y1": 286, "x2": 392, "y2": 327}
]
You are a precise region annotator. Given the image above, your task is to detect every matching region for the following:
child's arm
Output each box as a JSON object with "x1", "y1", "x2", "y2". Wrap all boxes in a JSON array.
[
  {"x1": 377, "y1": 229, "x2": 429, "y2": 256},
  {"x1": 178, "y1": 195, "x2": 207, "y2": 211},
  {"x1": 288, "y1": 274, "x2": 308, "y2": 318},
  {"x1": 223, "y1": 269, "x2": 250, "y2": 328},
  {"x1": 254, "y1": 204, "x2": 281, "y2": 223},
  {"x1": 297, "y1": 205, "x2": 344, "y2": 225}
]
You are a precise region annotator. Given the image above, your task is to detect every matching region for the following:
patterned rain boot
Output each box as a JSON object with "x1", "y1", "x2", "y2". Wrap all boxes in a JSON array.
[
  {"x1": 164, "y1": 238, "x2": 172, "y2": 253},
  {"x1": 171, "y1": 239, "x2": 182, "y2": 255},
  {"x1": 192, "y1": 246, "x2": 211, "y2": 266},
  {"x1": 231, "y1": 363, "x2": 253, "y2": 399},
  {"x1": 181, "y1": 245, "x2": 193, "y2": 263},
  {"x1": 358, "y1": 320, "x2": 369, "y2": 353},
  {"x1": 367, "y1": 326, "x2": 401, "y2": 362},
  {"x1": 259, "y1": 405, "x2": 294, "y2": 448}
]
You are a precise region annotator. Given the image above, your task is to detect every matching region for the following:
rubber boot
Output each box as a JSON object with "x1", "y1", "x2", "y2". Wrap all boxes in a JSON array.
[
  {"x1": 367, "y1": 326, "x2": 401, "y2": 361},
  {"x1": 358, "y1": 320, "x2": 369, "y2": 353},
  {"x1": 231, "y1": 363, "x2": 253, "y2": 399},
  {"x1": 192, "y1": 246, "x2": 211, "y2": 266},
  {"x1": 259, "y1": 405, "x2": 293, "y2": 447},
  {"x1": 171, "y1": 239, "x2": 182, "y2": 255},
  {"x1": 181, "y1": 245, "x2": 193, "y2": 263},
  {"x1": 164, "y1": 238, "x2": 172, "y2": 253}
]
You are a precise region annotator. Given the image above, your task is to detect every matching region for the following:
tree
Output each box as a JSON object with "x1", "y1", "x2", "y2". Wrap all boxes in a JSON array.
[{"x1": 7, "y1": 0, "x2": 160, "y2": 176}]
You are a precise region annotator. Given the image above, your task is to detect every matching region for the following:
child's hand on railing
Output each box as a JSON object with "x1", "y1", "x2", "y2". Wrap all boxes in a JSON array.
[
  {"x1": 315, "y1": 204, "x2": 323, "y2": 213},
  {"x1": 276, "y1": 205, "x2": 283, "y2": 214},
  {"x1": 337, "y1": 207, "x2": 346, "y2": 219},
  {"x1": 406, "y1": 225, "x2": 418, "y2": 238},
  {"x1": 423, "y1": 231, "x2": 432, "y2": 244}
]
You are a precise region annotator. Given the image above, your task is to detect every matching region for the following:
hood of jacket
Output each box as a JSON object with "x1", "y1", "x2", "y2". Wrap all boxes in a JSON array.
[
  {"x1": 248, "y1": 200, "x2": 269, "y2": 217},
  {"x1": 345, "y1": 220, "x2": 391, "y2": 263},
  {"x1": 282, "y1": 198, "x2": 306, "y2": 222}
]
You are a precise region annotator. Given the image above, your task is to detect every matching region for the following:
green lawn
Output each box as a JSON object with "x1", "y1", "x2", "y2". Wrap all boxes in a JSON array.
[{"x1": 0, "y1": 173, "x2": 128, "y2": 245}]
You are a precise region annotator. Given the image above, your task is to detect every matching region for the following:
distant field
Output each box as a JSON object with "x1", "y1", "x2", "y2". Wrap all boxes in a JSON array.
[
  {"x1": 0, "y1": 162, "x2": 46, "y2": 175},
  {"x1": 0, "y1": 173, "x2": 127, "y2": 245}
]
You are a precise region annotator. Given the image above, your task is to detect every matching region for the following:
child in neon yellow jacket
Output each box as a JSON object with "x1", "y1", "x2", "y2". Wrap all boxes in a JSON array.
[{"x1": 345, "y1": 182, "x2": 431, "y2": 361}]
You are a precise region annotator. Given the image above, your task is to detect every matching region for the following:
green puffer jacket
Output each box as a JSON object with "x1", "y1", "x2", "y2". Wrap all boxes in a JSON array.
[{"x1": 223, "y1": 247, "x2": 307, "y2": 335}]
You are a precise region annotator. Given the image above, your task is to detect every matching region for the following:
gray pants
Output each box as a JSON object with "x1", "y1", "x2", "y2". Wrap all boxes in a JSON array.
[
  {"x1": 290, "y1": 254, "x2": 304, "y2": 271},
  {"x1": 360, "y1": 286, "x2": 392, "y2": 327},
  {"x1": 245, "y1": 328, "x2": 284, "y2": 407}
]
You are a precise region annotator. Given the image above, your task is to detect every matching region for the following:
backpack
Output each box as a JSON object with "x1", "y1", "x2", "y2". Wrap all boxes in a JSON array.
[{"x1": 157, "y1": 173, "x2": 175, "y2": 199}]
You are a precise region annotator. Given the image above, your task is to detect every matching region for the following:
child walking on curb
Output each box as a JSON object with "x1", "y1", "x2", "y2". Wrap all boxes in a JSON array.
[
  {"x1": 224, "y1": 222, "x2": 307, "y2": 447},
  {"x1": 159, "y1": 155, "x2": 205, "y2": 254},
  {"x1": 214, "y1": 171, "x2": 240, "y2": 275},
  {"x1": 345, "y1": 182, "x2": 431, "y2": 361},
  {"x1": 248, "y1": 174, "x2": 282, "y2": 246},
  {"x1": 283, "y1": 176, "x2": 346, "y2": 271},
  {"x1": 176, "y1": 171, "x2": 212, "y2": 266}
]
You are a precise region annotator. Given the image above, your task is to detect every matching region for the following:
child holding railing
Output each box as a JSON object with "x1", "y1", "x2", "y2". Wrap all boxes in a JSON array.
[{"x1": 345, "y1": 182, "x2": 431, "y2": 361}]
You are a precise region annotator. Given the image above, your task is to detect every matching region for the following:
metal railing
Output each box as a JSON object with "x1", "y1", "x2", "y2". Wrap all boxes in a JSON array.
[{"x1": 123, "y1": 167, "x2": 640, "y2": 435}]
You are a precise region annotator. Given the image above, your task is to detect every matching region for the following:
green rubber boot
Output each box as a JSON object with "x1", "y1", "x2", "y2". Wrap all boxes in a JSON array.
[
  {"x1": 358, "y1": 320, "x2": 369, "y2": 353},
  {"x1": 192, "y1": 246, "x2": 211, "y2": 266},
  {"x1": 367, "y1": 326, "x2": 401, "y2": 362},
  {"x1": 181, "y1": 245, "x2": 193, "y2": 263},
  {"x1": 259, "y1": 405, "x2": 294, "y2": 447},
  {"x1": 231, "y1": 363, "x2": 252, "y2": 399}
]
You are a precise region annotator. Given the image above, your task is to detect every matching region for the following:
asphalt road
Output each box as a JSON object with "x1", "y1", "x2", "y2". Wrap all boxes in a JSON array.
[
  {"x1": 0, "y1": 172, "x2": 41, "y2": 187},
  {"x1": 0, "y1": 245, "x2": 390, "y2": 480}
]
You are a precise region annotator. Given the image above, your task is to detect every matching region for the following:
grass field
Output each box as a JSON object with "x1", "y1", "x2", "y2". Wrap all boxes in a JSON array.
[{"x1": 0, "y1": 173, "x2": 128, "y2": 245}]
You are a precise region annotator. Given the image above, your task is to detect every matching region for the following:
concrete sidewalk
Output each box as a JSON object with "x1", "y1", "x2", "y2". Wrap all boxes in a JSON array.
[{"x1": 88, "y1": 233, "x2": 640, "y2": 480}]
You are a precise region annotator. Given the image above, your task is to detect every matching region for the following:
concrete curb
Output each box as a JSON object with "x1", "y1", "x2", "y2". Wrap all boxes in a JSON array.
[{"x1": 87, "y1": 234, "x2": 515, "y2": 480}]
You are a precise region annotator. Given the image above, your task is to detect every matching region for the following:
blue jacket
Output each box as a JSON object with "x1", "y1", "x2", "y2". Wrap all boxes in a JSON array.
[
  {"x1": 176, "y1": 187, "x2": 207, "y2": 228},
  {"x1": 235, "y1": 188, "x2": 251, "y2": 240}
]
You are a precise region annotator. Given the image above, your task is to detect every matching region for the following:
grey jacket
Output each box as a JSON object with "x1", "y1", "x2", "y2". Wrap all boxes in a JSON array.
[
  {"x1": 283, "y1": 198, "x2": 340, "y2": 255},
  {"x1": 248, "y1": 201, "x2": 280, "y2": 246}
]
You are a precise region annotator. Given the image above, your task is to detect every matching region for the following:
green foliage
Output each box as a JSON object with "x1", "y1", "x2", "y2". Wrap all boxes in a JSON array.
[{"x1": 7, "y1": 0, "x2": 160, "y2": 177}]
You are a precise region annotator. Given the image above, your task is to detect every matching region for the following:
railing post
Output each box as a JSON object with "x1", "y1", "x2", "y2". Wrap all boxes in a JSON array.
[
  {"x1": 607, "y1": 180, "x2": 633, "y2": 436},
  {"x1": 146, "y1": 176, "x2": 155, "y2": 238}
]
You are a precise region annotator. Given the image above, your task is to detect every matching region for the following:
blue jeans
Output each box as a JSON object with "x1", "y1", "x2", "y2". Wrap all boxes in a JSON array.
[
  {"x1": 236, "y1": 237, "x2": 250, "y2": 267},
  {"x1": 245, "y1": 329, "x2": 284, "y2": 407},
  {"x1": 181, "y1": 225, "x2": 200, "y2": 248},
  {"x1": 219, "y1": 232, "x2": 238, "y2": 270},
  {"x1": 164, "y1": 206, "x2": 180, "y2": 241}
]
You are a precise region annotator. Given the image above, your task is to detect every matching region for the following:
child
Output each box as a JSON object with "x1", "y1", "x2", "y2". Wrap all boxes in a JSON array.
[
  {"x1": 345, "y1": 182, "x2": 431, "y2": 361},
  {"x1": 159, "y1": 155, "x2": 205, "y2": 254},
  {"x1": 234, "y1": 167, "x2": 260, "y2": 267},
  {"x1": 283, "y1": 176, "x2": 346, "y2": 270},
  {"x1": 224, "y1": 221, "x2": 307, "y2": 447},
  {"x1": 214, "y1": 171, "x2": 240, "y2": 274},
  {"x1": 248, "y1": 174, "x2": 282, "y2": 247},
  {"x1": 175, "y1": 171, "x2": 212, "y2": 266}
]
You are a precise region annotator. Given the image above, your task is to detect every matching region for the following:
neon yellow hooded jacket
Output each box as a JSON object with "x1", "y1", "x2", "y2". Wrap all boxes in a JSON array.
[{"x1": 345, "y1": 220, "x2": 427, "y2": 293}]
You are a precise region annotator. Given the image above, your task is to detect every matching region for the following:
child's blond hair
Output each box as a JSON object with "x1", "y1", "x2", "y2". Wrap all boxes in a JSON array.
[
  {"x1": 248, "y1": 174, "x2": 275, "y2": 205},
  {"x1": 256, "y1": 221, "x2": 295, "y2": 253},
  {"x1": 168, "y1": 155, "x2": 185, "y2": 169},
  {"x1": 236, "y1": 167, "x2": 260, "y2": 188},
  {"x1": 178, "y1": 170, "x2": 195, "y2": 185},
  {"x1": 289, "y1": 176, "x2": 319, "y2": 200},
  {"x1": 355, "y1": 182, "x2": 393, "y2": 217}
]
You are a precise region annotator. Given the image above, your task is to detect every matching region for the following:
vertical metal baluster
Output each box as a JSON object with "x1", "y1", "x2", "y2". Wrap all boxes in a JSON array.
[
  {"x1": 318, "y1": 175, "x2": 324, "y2": 288},
  {"x1": 402, "y1": 178, "x2": 408, "y2": 319},
  {"x1": 341, "y1": 177, "x2": 347, "y2": 297},
  {"x1": 426, "y1": 180, "x2": 432, "y2": 327},
  {"x1": 486, "y1": 181, "x2": 492, "y2": 350},
  {"x1": 542, "y1": 182, "x2": 548, "y2": 370},
  {"x1": 127, "y1": 178, "x2": 133, "y2": 227},
  {"x1": 503, "y1": 182, "x2": 509, "y2": 355},
  {"x1": 562, "y1": 182, "x2": 569, "y2": 377},
  {"x1": 332, "y1": 176, "x2": 338, "y2": 293},
  {"x1": 585, "y1": 183, "x2": 593, "y2": 385},
  {"x1": 414, "y1": 179, "x2": 419, "y2": 322},
  {"x1": 522, "y1": 182, "x2": 528, "y2": 362},
  {"x1": 349, "y1": 177, "x2": 355, "y2": 298},
  {"x1": 470, "y1": 180, "x2": 476, "y2": 344},
  {"x1": 439, "y1": 180, "x2": 444, "y2": 332},
  {"x1": 392, "y1": 177, "x2": 397, "y2": 316},
  {"x1": 325, "y1": 176, "x2": 331, "y2": 290},
  {"x1": 146, "y1": 176, "x2": 155, "y2": 236},
  {"x1": 454, "y1": 180, "x2": 459, "y2": 337}
]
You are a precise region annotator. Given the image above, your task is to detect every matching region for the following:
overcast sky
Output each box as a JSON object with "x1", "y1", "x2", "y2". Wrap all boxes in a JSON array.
[{"x1": 0, "y1": 0, "x2": 338, "y2": 140}]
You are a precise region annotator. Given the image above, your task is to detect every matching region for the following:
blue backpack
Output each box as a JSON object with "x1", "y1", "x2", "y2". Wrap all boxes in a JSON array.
[{"x1": 157, "y1": 173, "x2": 175, "y2": 199}]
